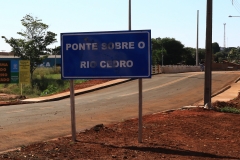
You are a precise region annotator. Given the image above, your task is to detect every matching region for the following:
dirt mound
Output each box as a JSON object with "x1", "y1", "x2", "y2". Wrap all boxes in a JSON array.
[{"x1": 1, "y1": 107, "x2": 240, "y2": 159}]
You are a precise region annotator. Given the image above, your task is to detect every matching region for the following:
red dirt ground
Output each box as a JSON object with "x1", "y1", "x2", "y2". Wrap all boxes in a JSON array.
[{"x1": 0, "y1": 80, "x2": 240, "y2": 159}]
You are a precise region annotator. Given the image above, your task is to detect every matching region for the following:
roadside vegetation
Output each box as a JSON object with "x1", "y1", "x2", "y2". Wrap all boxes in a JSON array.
[
  {"x1": 0, "y1": 67, "x2": 87, "y2": 98},
  {"x1": 212, "y1": 99, "x2": 240, "y2": 114},
  {"x1": 220, "y1": 106, "x2": 240, "y2": 114}
]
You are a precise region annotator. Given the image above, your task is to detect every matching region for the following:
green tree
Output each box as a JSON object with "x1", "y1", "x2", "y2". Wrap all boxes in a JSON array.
[
  {"x1": 2, "y1": 14, "x2": 57, "y2": 84},
  {"x1": 198, "y1": 48, "x2": 206, "y2": 63},
  {"x1": 214, "y1": 51, "x2": 226, "y2": 63},
  {"x1": 161, "y1": 38, "x2": 184, "y2": 65},
  {"x1": 228, "y1": 48, "x2": 240, "y2": 63},
  {"x1": 179, "y1": 47, "x2": 207, "y2": 65},
  {"x1": 212, "y1": 42, "x2": 220, "y2": 54},
  {"x1": 151, "y1": 38, "x2": 166, "y2": 65},
  {"x1": 182, "y1": 47, "x2": 195, "y2": 65},
  {"x1": 52, "y1": 46, "x2": 61, "y2": 55}
]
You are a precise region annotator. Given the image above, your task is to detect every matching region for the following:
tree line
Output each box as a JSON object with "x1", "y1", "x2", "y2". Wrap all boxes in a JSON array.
[{"x1": 152, "y1": 38, "x2": 240, "y2": 66}]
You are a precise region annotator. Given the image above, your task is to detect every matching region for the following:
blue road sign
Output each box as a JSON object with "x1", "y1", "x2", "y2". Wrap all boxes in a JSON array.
[
  {"x1": 11, "y1": 60, "x2": 19, "y2": 72},
  {"x1": 61, "y1": 30, "x2": 151, "y2": 79}
]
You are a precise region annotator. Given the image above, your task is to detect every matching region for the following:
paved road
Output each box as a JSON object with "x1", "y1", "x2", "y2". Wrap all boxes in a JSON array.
[{"x1": 0, "y1": 71, "x2": 239, "y2": 152}]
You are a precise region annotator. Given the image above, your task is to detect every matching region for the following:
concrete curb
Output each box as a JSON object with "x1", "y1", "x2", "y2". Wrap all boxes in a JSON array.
[
  {"x1": 194, "y1": 76, "x2": 240, "y2": 106},
  {"x1": 22, "y1": 79, "x2": 134, "y2": 103},
  {"x1": 211, "y1": 76, "x2": 240, "y2": 98},
  {"x1": 234, "y1": 76, "x2": 240, "y2": 83},
  {"x1": 211, "y1": 85, "x2": 231, "y2": 97}
]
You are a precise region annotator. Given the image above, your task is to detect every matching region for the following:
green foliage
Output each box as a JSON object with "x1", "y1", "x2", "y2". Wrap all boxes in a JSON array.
[
  {"x1": 33, "y1": 67, "x2": 61, "y2": 79},
  {"x1": 21, "y1": 84, "x2": 41, "y2": 97},
  {"x1": 151, "y1": 38, "x2": 209, "y2": 65},
  {"x1": 33, "y1": 75, "x2": 65, "y2": 94},
  {"x1": 197, "y1": 48, "x2": 206, "y2": 62},
  {"x1": 53, "y1": 46, "x2": 61, "y2": 55},
  {"x1": 45, "y1": 74, "x2": 61, "y2": 79},
  {"x1": 0, "y1": 83, "x2": 41, "y2": 97},
  {"x1": 214, "y1": 51, "x2": 227, "y2": 63},
  {"x1": 32, "y1": 68, "x2": 87, "y2": 96},
  {"x1": 152, "y1": 37, "x2": 188, "y2": 65},
  {"x1": 151, "y1": 37, "x2": 210, "y2": 65},
  {"x1": 152, "y1": 49, "x2": 161, "y2": 65},
  {"x1": 151, "y1": 38, "x2": 166, "y2": 65},
  {"x1": 227, "y1": 48, "x2": 240, "y2": 64},
  {"x1": 223, "y1": 47, "x2": 235, "y2": 52},
  {"x1": 161, "y1": 37, "x2": 184, "y2": 65},
  {"x1": 1, "y1": 14, "x2": 57, "y2": 84},
  {"x1": 220, "y1": 107, "x2": 240, "y2": 114},
  {"x1": 51, "y1": 66, "x2": 61, "y2": 74},
  {"x1": 40, "y1": 84, "x2": 57, "y2": 96},
  {"x1": 0, "y1": 68, "x2": 87, "y2": 98},
  {"x1": 182, "y1": 47, "x2": 195, "y2": 65},
  {"x1": 212, "y1": 42, "x2": 220, "y2": 54}
]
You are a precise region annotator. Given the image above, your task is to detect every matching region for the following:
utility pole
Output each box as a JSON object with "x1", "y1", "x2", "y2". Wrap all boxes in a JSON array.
[
  {"x1": 162, "y1": 45, "x2": 163, "y2": 66},
  {"x1": 204, "y1": 0, "x2": 213, "y2": 108},
  {"x1": 196, "y1": 10, "x2": 199, "y2": 66},
  {"x1": 129, "y1": 0, "x2": 131, "y2": 30},
  {"x1": 223, "y1": 23, "x2": 226, "y2": 48}
]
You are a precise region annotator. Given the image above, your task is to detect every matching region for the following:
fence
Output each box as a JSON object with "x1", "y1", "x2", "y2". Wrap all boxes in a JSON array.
[
  {"x1": 151, "y1": 65, "x2": 201, "y2": 74},
  {"x1": 152, "y1": 63, "x2": 240, "y2": 74}
]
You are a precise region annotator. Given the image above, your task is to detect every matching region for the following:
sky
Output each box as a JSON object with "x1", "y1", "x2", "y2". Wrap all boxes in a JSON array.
[{"x1": 1, "y1": 0, "x2": 240, "y2": 52}]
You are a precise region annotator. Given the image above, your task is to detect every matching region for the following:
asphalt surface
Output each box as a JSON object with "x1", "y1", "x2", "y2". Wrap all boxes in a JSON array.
[{"x1": 22, "y1": 73, "x2": 240, "y2": 105}]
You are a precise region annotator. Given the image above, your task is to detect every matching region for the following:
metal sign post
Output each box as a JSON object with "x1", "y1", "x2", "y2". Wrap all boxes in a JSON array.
[
  {"x1": 138, "y1": 78, "x2": 143, "y2": 143},
  {"x1": 129, "y1": 0, "x2": 142, "y2": 143},
  {"x1": 70, "y1": 80, "x2": 76, "y2": 141}
]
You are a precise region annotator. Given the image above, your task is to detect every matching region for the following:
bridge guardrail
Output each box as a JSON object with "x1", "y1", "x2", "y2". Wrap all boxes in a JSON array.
[{"x1": 151, "y1": 65, "x2": 201, "y2": 74}]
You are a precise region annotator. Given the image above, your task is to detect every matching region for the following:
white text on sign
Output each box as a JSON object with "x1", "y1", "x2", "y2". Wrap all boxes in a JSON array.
[
  {"x1": 66, "y1": 42, "x2": 145, "y2": 51},
  {"x1": 80, "y1": 60, "x2": 134, "y2": 68}
]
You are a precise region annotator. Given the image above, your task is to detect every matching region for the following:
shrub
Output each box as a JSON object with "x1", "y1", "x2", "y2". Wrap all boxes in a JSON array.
[{"x1": 220, "y1": 107, "x2": 240, "y2": 114}]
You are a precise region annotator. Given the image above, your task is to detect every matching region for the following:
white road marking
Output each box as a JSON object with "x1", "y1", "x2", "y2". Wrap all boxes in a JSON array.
[
  {"x1": 39, "y1": 106, "x2": 55, "y2": 109},
  {"x1": 6, "y1": 110, "x2": 25, "y2": 113},
  {"x1": 120, "y1": 73, "x2": 200, "y2": 97}
]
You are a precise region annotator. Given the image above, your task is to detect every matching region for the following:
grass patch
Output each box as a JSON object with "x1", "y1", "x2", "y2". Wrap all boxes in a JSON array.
[
  {"x1": 35, "y1": 74, "x2": 61, "y2": 79},
  {"x1": 220, "y1": 107, "x2": 240, "y2": 114},
  {"x1": 39, "y1": 79, "x2": 87, "y2": 96},
  {"x1": 0, "y1": 67, "x2": 88, "y2": 98},
  {"x1": 34, "y1": 67, "x2": 61, "y2": 75},
  {"x1": 0, "y1": 83, "x2": 41, "y2": 97}
]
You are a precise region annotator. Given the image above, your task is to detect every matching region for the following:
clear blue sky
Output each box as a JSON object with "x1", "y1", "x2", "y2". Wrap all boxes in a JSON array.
[{"x1": 1, "y1": 0, "x2": 240, "y2": 52}]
